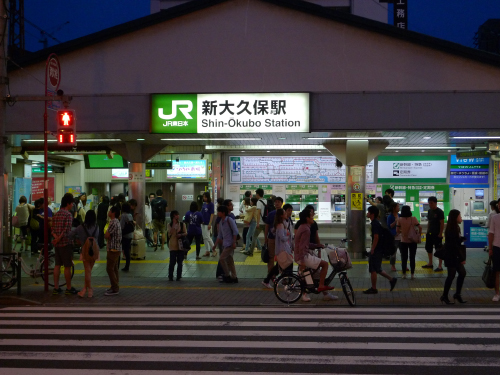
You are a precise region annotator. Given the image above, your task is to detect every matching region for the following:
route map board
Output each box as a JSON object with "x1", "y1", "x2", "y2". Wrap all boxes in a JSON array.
[{"x1": 230, "y1": 156, "x2": 374, "y2": 184}]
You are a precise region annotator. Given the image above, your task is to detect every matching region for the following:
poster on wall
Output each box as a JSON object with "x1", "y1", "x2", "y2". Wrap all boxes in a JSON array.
[
  {"x1": 230, "y1": 157, "x2": 241, "y2": 183},
  {"x1": 378, "y1": 156, "x2": 448, "y2": 183},
  {"x1": 230, "y1": 156, "x2": 374, "y2": 184},
  {"x1": 450, "y1": 155, "x2": 489, "y2": 184},
  {"x1": 32, "y1": 177, "x2": 55, "y2": 202},
  {"x1": 167, "y1": 160, "x2": 207, "y2": 179},
  {"x1": 65, "y1": 186, "x2": 82, "y2": 195}
]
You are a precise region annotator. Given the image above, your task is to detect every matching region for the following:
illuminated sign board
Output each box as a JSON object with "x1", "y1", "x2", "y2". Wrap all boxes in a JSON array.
[
  {"x1": 150, "y1": 93, "x2": 309, "y2": 134},
  {"x1": 167, "y1": 160, "x2": 207, "y2": 179},
  {"x1": 378, "y1": 156, "x2": 448, "y2": 183}
]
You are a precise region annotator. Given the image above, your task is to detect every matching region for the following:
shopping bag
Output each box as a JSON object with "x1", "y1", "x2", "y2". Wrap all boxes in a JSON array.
[
  {"x1": 133, "y1": 225, "x2": 145, "y2": 240},
  {"x1": 482, "y1": 257, "x2": 496, "y2": 289}
]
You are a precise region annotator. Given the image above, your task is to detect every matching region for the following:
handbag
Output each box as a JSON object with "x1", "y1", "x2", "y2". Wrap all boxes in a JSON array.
[
  {"x1": 178, "y1": 236, "x2": 191, "y2": 251},
  {"x1": 12, "y1": 216, "x2": 20, "y2": 228},
  {"x1": 261, "y1": 245, "x2": 270, "y2": 263},
  {"x1": 482, "y1": 257, "x2": 496, "y2": 289},
  {"x1": 434, "y1": 244, "x2": 447, "y2": 260},
  {"x1": 29, "y1": 207, "x2": 39, "y2": 231},
  {"x1": 407, "y1": 220, "x2": 421, "y2": 244},
  {"x1": 277, "y1": 251, "x2": 293, "y2": 269},
  {"x1": 133, "y1": 225, "x2": 145, "y2": 240}
]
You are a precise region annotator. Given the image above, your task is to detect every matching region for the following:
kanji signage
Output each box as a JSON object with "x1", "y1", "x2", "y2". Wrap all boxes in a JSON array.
[
  {"x1": 146, "y1": 161, "x2": 173, "y2": 169},
  {"x1": 450, "y1": 155, "x2": 489, "y2": 184},
  {"x1": 150, "y1": 93, "x2": 309, "y2": 134},
  {"x1": 394, "y1": 0, "x2": 408, "y2": 30}
]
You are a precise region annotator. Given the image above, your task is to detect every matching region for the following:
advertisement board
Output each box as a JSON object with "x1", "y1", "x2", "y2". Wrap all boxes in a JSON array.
[
  {"x1": 167, "y1": 160, "x2": 207, "y2": 179},
  {"x1": 450, "y1": 155, "x2": 489, "y2": 184},
  {"x1": 378, "y1": 156, "x2": 448, "y2": 183},
  {"x1": 151, "y1": 93, "x2": 309, "y2": 134}
]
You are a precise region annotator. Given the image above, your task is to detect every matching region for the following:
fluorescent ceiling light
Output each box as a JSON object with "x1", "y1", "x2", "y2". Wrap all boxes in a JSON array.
[
  {"x1": 24, "y1": 140, "x2": 56, "y2": 142},
  {"x1": 161, "y1": 138, "x2": 261, "y2": 141},
  {"x1": 305, "y1": 137, "x2": 405, "y2": 140},
  {"x1": 450, "y1": 136, "x2": 500, "y2": 139},
  {"x1": 137, "y1": 138, "x2": 145, "y2": 141},
  {"x1": 206, "y1": 145, "x2": 325, "y2": 150},
  {"x1": 423, "y1": 137, "x2": 431, "y2": 139},
  {"x1": 278, "y1": 137, "x2": 286, "y2": 140}
]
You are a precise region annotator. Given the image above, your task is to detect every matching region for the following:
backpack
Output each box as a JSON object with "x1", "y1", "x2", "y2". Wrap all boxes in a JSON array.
[
  {"x1": 81, "y1": 226, "x2": 99, "y2": 260},
  {"x1": 259, "y1": 199, "x2": 273, "y2": 223},
  {"x1": 151, "y1": 198, "x2": 165, "y2": 221},
  {"x1": 381, "y1": 226, "x2": 396, "y2": 257}
]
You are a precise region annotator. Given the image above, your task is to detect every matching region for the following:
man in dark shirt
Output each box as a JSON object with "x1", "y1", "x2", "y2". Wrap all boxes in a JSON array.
[
  {"x1": 151, "y1": 189, "x2": 168, "y2": 250},
  {"x1": 423, "y1": 196, "x2": 445, "y2": 271},
  {"x1": 363, "y1": 206, "x2": 397, "y2": 294},
  {"x1": 264, "y1": 197, "x2": 283, "y2": 274}
]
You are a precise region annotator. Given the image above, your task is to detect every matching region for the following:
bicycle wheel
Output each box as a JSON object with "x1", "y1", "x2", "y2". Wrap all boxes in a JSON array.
[
  {"x1": 1, "y1": 256, "x2": 17, "y2": 291},
  {"x1": 40, "y1": 254, "x2": 75, "y2": 287},
  {"x1": 340, "y1": 273, "x2": 356, "y2": 306},
  {"x1": 274, "y1": 274, "x2": 303, "y2": 304}
]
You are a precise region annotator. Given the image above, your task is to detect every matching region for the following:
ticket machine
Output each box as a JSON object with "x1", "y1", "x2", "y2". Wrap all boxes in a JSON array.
[
  {"x1": 393, "y1": 190, "x2": 406, "y2": 206},
  {"x1": 286, "y1": 194, "x2": 302, "y2": 221},
  {"x1": 331, "y1": 194, "x2": 346, "y2": 223}
]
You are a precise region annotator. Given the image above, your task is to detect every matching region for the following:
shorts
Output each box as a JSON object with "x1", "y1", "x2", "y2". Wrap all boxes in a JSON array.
[
  {"x1": 297, "y1": 254, "x2": 322, "y2": 270},
  {"x1": 368, "y1": 252, "x2": 383, "y2": 274},
  {"x1": 425, "y1": 234, "x2": 442, "y2": 254},
  {"x1": 153, "y1": 219, "x2": 166, "y2": 234},
  {"x1": 54, "y1": 245, "x2": 73, "y2": 267},
  {"x1": 492, "y1": 246, "x2": 500, "y2": 273}
]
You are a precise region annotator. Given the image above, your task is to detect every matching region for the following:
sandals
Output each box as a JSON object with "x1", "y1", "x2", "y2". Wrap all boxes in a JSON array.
[
  {"x1": 203, "y1": 251, "x2": 210, "y2": 257},
  {"x1": 211, "y1": 251, "x2": 217, "y2": 257}
]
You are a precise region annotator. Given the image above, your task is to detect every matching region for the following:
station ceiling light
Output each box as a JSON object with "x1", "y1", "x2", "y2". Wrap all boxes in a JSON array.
[
  {"x1": 205, "y1": 145, "x2": 325, "y2": 150},
  {"x1": 386, "y1": 146, "x2": 487, "y2": 150},
  {"x1": 305, "y1": 137, "x2": 405, "y2": 140},
  {"x1": 161, "y1": 138, "x2": 261, "y2": 141}
]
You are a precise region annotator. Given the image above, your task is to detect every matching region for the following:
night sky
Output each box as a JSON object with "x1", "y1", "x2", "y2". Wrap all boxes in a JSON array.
[{"x1": 22, "y1": 0, "x2": 500, "y2": 52}]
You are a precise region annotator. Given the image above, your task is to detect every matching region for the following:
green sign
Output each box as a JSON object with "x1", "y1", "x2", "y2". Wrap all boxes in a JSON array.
[
  {"x1": 32, "y1": 166, "x2": 53, "y2": 173},
  {"x1": 146, "y1": 161, "x2": 172, "y2": 169},
  {"x1": 456, "y1": 150, "x2": 489, "y2": 160},
  {"x1": 150, "y1": 93, "x2": 310, "y2": 134}
]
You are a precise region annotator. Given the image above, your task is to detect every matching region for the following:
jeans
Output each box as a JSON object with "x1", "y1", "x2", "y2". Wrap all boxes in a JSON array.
[
  {"x1": 390, "y1": 240, "x2": 400, "y2": 266},
  {"x1": 245, "y1": 220, "x2": 262, "y2": 254},
  {"x1": 122, "y1": 238, "x2": 132, "y2": 270},
  {"x1": 443, "y1": 262, "x2": 466, "y2": 297},
  {"x1": 169, "y1": 250, "x2": 184, "y2": 279},
  {"x1": 400, "y1": 242, "x2": 417, "y2": 274},
  {"x1": 188, "y1": 234, "x2": 202, "y2": 257}
]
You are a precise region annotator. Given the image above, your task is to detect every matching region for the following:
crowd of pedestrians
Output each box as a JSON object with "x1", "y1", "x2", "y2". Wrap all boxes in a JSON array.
[{"x1": 13, "y1": 186, "x2": 500, "y2": 303}]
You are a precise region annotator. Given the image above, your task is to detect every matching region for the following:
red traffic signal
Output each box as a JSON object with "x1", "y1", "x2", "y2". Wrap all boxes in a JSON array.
[{"x1": 56, "y1": 109, "x2": 76, "y2": 146}]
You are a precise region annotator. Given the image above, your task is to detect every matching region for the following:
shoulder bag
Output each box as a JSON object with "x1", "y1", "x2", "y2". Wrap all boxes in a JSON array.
[
  {"x1": 407, "y1": 217, "x2": 421, "y2": 243},
  {"x1": 434, "y1": 244, "x2": 447, "y2": 260},
  {"x1": 482, "y1": 257, "x2": 495, "y2": 289},
  {"x1": 29, "y1": 207, "x2": 39, "y2": 231}
]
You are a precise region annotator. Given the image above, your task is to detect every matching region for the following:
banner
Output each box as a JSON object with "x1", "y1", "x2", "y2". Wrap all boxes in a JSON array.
[{"x1": 32, "y1": 177, "x2": 55, "y2": 202}]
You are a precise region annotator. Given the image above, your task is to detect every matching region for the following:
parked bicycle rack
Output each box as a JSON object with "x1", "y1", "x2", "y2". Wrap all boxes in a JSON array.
[{"x1": 0, "y1": 252, "x2": 21, "y2": 296}]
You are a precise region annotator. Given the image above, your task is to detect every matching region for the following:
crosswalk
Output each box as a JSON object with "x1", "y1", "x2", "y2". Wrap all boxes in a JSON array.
[{"x1": 1, "y1": 306, "x2": 500, "y2": 374}]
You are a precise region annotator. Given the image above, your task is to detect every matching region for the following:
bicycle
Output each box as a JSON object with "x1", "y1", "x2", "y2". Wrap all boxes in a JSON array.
[
  {"x1": 273, "y1": 239, "x2": 356, "y2": 306},
  {"x1": 1, "y1": 235, "x2": 75, "y2": 291}
]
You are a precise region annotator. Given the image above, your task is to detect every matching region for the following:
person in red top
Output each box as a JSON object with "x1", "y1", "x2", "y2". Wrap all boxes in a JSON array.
[{"x1": 51, "y1": 193, "x2": 79, "y2": 295}]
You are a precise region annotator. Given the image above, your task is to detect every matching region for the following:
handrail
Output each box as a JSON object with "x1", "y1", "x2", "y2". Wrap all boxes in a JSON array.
[{"x1": 0, "y1": 252, "x2": 21, "y2": 295}]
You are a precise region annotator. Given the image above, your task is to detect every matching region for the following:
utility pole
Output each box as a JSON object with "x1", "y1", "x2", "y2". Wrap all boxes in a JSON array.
[{"x1": 1, "y1": 2, "x2": 8, "y2": 251}]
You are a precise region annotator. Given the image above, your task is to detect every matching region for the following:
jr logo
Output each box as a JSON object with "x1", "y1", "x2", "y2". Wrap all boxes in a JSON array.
[{"x1": 158, "y1": 100, "x2": 193, "y2": 120}]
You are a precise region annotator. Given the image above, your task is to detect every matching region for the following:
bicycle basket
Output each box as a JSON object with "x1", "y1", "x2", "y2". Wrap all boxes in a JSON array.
[{"x1": 327, "y1": 247, "x2": 352, "y2": 270}]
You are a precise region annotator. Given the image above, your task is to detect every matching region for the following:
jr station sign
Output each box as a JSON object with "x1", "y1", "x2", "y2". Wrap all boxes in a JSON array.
[{"x1": 150, "y1": 93, "x2": 309, "y2": 134}]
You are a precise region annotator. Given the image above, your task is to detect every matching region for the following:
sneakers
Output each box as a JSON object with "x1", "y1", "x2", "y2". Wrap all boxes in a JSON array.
[
  {"x1": 493, "y1": 294, "x2": 500, "y2": 302},
  {"x1": 402, "y1": 273, "x2": 406, "y2": 279},
  {"x1": 390, "y1": 277, "x2": 398, "y2": 291},
  {"x1": 363, "y1": 287, "x2": 378, "y2": 294},
  {"x1": 242, "y1": 251, "x2": 253, "y2": 256},
  {"x1": 65, "y1": 287, "x2": 79, "y2": 295},
  {"x1": 104, "y1": 290, "x2": 119, "y2": 296},
  {"x1": 301, "y1": 294, "x2": 311, "y2": 302},
  {"x1": 52, "y1": 287, "x2": 63, "y2": 295},
  {"x1": 239, "y1": 249, "x2": 247, "y2": 253},
  {"x1": 261, "y1": 281, "x2": 272, "y2": 289},
  {"x1": 434, "y1": 267, "x2": 443, "y2": 272},
  {"x1": 322, "y1": 293, "x2": 339, "y2": 301}
]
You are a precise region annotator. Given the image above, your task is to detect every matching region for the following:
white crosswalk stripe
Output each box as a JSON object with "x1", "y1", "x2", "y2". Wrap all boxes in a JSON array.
[{"x1": 1, "y1": 306, "x2": 500, "y2": 374}]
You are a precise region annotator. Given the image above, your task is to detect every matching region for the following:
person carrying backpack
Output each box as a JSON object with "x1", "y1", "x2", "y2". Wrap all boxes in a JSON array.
[
  {"x1": 68, "y1": 210, "x2": 100, "y2": 298},
  {"x1": 363, "y1": 206, "x2": 397, "y2": 294},
  {"x1": 150, "y1": 189, "x2": 168, "y2": 250}
]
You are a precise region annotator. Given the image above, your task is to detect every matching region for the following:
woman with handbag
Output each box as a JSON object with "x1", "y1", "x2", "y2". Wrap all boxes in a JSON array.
[
  {"x1": 441, "y1": 209, "x2": 467, "y2": 304},
  {"x1": 397, "y1": 205, "x2": 422, "y2": 280},
  {"x1": 167, "y1": 210, "x2": 188, "y2": 281}
]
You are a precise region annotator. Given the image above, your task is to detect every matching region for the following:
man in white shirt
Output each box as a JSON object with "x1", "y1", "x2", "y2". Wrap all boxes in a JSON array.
[{"x1": 488, "y1": 213, "x2": 500, "y2": 301}]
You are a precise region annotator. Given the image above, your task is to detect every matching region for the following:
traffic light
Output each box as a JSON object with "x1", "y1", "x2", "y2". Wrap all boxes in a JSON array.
[{"x1": 56, "y1": 109, "x2": 76, "y2": 146}]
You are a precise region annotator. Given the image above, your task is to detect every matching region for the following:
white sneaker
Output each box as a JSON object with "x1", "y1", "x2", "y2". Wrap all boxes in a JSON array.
[
  {"x1": 301, "y1": 294, "x2": 311, "y2": 302},
  {"x1": 322, "y1": 293, "x2": 339, "y2": 301},
  {"x1": 261, "y1": 281, "x2": 272, "y2": 289},
  {"x1": 493, "y1": 294, "x2": 500, "y2": 302}
]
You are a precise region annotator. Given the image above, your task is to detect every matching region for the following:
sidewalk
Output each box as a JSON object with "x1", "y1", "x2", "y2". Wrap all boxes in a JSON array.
[{"x1": 1, "y1": 245, "x2": 497, "y2": 307}]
